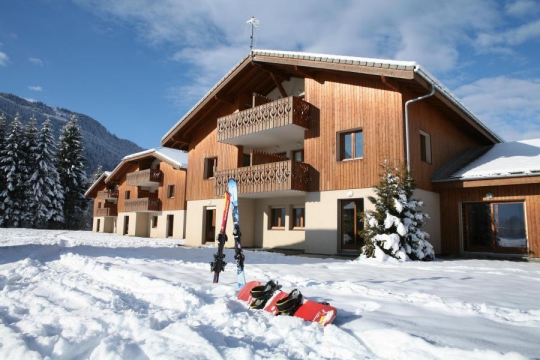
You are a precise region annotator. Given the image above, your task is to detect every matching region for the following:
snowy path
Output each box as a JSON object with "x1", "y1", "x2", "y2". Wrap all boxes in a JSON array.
[{"x1": 1, "y1": 229, "x2": 539, "y2": 359}]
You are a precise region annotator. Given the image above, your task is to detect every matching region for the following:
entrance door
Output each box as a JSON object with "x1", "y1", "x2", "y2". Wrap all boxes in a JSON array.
[
  {"x1": 340, "y1": 199, "x2": 364, "y2": 250},
  {"x1": 167, "y1": 215, "x2": 174, "y2": 238},
  {"x1": 96, "y1": 219, "x2": 101, "y2": 232},
  {"x1": 204, "y1": 208, "x2": 216, "y2": 243},
  {"x1": 123, "y1": 216, "x2": 129, "y2": 235},
  {"x1": 463, "y1": 202, "x2": 527, "y2": 254}
]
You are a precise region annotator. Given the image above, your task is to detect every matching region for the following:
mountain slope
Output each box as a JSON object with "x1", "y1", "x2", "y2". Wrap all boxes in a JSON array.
[{"x1": 0, "y1": 93, "x2": 144, "y2": 174}]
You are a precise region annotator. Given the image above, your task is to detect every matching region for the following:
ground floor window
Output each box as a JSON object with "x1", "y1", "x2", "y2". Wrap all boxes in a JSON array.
[
  {"x1": 340, "y1": 199, "x2": 364, "y2": 250},
  {"x1": 270, "y1": 207, "x2": 286, "y2": 229},
  {"x1": 291, "y1": 206, "x2": 305, "y2": 229},
  {"x1": 462, "y1": 202, "x2": 527, "y2": 254}
]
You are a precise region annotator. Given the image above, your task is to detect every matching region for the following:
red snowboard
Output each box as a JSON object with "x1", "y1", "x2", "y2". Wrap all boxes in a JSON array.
[{"x1": 238, "y1": 280, "x2": 337, "y2": 326}]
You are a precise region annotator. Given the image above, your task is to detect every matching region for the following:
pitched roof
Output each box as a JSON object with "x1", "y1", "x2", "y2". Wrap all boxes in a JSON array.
[
  {"x1": 433, "y1": 139, "x2": 540, "y2": 182},
  {"x1": 161, "y1": 49, "x2": 502, "y2": 146},
  {"x1": 84, "y1": 171, "x2": 111, "y2": 197}
]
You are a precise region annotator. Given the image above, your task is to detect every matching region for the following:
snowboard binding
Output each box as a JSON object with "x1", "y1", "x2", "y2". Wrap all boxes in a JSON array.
[
  {"x1": 249, "y1": 280, "x2": 278, "y2": 309},
  {"x1": 276, "y1": 289, "x2": 303, "y2": 316}
]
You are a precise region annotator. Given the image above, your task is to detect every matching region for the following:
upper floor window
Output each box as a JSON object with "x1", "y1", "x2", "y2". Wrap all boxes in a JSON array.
[
  {"x1": 204, "y1": 157, "x2": 218, "y2": 179},
  {"x1": 167, "y1": 184, "x2": 175, "y2": 198},
  {"x1": 125, "y1": 190, "x2": 131, "y2": 200},
  {"x1": 339, "y1": 130, "x2": 363, "y2": 161},
  {"x1": 420, "y1": 130, "x2": 432, "y2": 164}
]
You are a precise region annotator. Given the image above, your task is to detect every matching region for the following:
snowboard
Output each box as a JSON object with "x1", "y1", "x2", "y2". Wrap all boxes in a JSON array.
[
  {"x1": 228, "y1": 178, "x2": 246, "y2": 288},
  {"x1": 238, "y1": 280, "x2": 337, "y2": 326}
]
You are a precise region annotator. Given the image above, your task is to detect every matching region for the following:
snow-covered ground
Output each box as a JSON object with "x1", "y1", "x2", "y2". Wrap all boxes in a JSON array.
[{"x1": 1, "y1": 229, "x2": 539, "y2": 360}]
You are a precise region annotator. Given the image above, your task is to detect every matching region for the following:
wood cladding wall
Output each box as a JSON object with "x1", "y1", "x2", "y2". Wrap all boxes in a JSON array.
[
  {"x1": 404, "y1": 89, "x2": 493, "y2": 191},
  {"x1": 160, "y1": 162, "x2": 187, "y2": 211},
  {"x1": 187, "y1": 103, "x2": 240, "y2": 201},
  {"x1": 439, "y1": 183, "x2": 540, "y2": 258},
  {"x1": 117, "y1": 162, "x2": 140, "y2": 213},
  {"x1": 304, "y1": 73, "x2": 405, "y2": 191}
]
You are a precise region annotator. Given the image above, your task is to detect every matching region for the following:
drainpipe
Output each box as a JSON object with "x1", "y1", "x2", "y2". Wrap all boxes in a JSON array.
[{"x1": 404, "y1": 70, "x2": 435, "y2": 173}]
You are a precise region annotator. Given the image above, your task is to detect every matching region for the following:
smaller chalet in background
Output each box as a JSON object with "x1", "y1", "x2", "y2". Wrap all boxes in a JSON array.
[{"x1": 85, "y1": 147, "x2": 188, "y2": 238}]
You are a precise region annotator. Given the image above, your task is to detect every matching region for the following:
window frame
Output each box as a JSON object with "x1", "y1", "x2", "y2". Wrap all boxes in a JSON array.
[
  {"x1": 125, "y1": 190, "x2": 131, "y2": 200},
  {"x1": 204, "y1": 157, "x2": 218, "y2": 179},
  {"x1": 290, "y1": 206, "x2": 305, "y2": 230},
  {"x1": 419, "y1": 130, "x2": 432, "y2": 164},
  {"x1": 338, "y1": 129, "x2": 363, "y2": 161},
  {"x1": 167, "y1": 184, "x2": 175, "y2": 199},
  {"x1": 270, "y1": 206, "x2": 286, "y2": 230}
]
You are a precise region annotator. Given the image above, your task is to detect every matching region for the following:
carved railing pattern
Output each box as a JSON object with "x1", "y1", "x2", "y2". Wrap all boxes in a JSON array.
[
  {"x1": 97, "y1": 190, "x2": 119, "y2": 200},
  {"x1": 214, "y1": 160, "x2": 309, "y2": 196},
  {"x1": 95, "y1": 207, "x2": 118, "y2": 217},
  {"x1": 217, "y1": 96, "x2": 311, "y2": 142},
  {"x1": 126, "y1": 169, "x2": 162, "y2": 186},
  {"x1": 124, "y1": 198, "x2": 161, "y2": 212}
]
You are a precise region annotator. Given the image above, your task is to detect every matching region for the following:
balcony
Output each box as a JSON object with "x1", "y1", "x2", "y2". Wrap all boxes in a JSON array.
[
  {"x1": 126, "y1": 169, "x2": 162, "y2": 187},
  {"x1": 215, "y1": 160, "x2": 310, "y2": 197},
  {"x1": 217, "y1": 96, "x2": 311, "y2": 148},
  {"x1": 124, "y1": 198, "x2": 161, "y2": 212},
  {"x1": 95, "y1": 207, "x2": 118, "y2": 217},
  {"x1": 97, "y1": 190, "x2": 119, "y2": 201}
]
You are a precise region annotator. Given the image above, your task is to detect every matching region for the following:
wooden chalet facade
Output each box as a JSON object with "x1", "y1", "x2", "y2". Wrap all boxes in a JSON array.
[
  {"x1": 158, "y1": 50, "x2": 537, "y2": 257},
  {"x1": 85, "y1": 147, "x2": 188, "y2": 239}
]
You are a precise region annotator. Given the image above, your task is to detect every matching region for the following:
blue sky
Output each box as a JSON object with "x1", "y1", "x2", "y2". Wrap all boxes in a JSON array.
[{"x1": 1, "y1": 0, "x2": 540, "y2": 150}]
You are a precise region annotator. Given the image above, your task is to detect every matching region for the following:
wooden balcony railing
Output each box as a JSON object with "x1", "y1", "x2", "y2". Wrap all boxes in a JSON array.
[
  {"x1": 215, "y1": 160, "x2": 310, "y2": 196},
  {"x1": 97, "y1": 190, "x2": 119, "y2": 200},
  {"x1": 95, "y1": 207, "x2": 118, "y2": 217},
  {"x1": 126, "y1": 169, "x2": 162, "y2": 186},
  {"x1": 124, "y1": 198, "x2": 161, "y2": 212},
  {"x1": 217, "y1": 96, "x2": 311, "y2": 142}
]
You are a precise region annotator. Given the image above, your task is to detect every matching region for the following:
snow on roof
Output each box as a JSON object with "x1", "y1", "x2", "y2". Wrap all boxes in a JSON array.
[
  {"x1": 123, "y1": 147, "x2": 188, "y2": 168},
  {"x1": 161, "y1": 49, "x2": 502, "y2": 145},
  {"x1": 449, "y1": 139, "x2": 540, "y2": 180}
]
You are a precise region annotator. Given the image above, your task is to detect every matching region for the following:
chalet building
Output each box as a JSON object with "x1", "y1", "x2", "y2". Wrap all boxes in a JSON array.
[
  {"x1": 86, "y1": 147, "x2": 188, "y2": 238},
  {"x1": 158, "y1": 49, "x2": 539, "y2": 258}
]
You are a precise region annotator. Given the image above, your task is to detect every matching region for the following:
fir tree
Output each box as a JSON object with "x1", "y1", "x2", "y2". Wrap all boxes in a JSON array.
[
  {"x1": 21, "y1": 114, "x2": 40, "y2": 226},
  {"x1": 361, "y1": 161, "x2": 435, "y2": 261},
  {"x1": 0, "y1": 113, "x2": 26, "y2": 227},
  {"x1": 56, "y1": 115, "x2": 88, "y2": 229},
  {"x1": 30, "y1": 118, "x2": 65, "y2": 228},
  {"x1": 0, "y1": 113, "x2": 7, "y2": 221}
]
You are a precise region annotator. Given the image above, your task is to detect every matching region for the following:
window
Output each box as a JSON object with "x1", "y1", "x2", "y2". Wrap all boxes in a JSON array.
[
  {"x1": 292, "y1": 150, "x2": 304, "y2": 162},
  {"x1": 167, "y1": 184, "x2": 175, "y2": 198},
  {"x1": 204, "y1": 157, "x2": 218, "y2": 179},
  {"x1": 291, "y1": 206, "x2": 305, "y2": 229},
  {"x1": 125, "y1": 190, "x2": 131, "y2": 200},
  {"x1": 152, "y1": 216, "x2": 158, "y2": 228},
  {"x1": 339, "y1": 130, "x2": 363, "y2": 160},
  {"x1": 242, "y1": 154, "x2": 251, "y2": 167},
  {"x1": 420, "y1": 130, "x2": 432, "y2": 164},
  {"x1": 270, "y1": 207, "x2": 286, "y2": 229}
]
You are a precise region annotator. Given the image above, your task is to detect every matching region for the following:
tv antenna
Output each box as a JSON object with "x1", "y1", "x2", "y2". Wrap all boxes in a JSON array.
[{"x1": 246, "y1": 16, "x2": 259, "y2": 56}]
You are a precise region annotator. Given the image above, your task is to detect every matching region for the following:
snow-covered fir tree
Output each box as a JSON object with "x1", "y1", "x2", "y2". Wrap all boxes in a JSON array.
[
  {"x1": 0, "y1": 113, "x2": 7, "y2": 217},
  {"x1": 21, "y1": 115, "x2": 40, "y2": 226},
  {"x1": 361, "y1": 161, "x2": 435, "y2": 261},
  {"x1": 0, "y1": 113, "x2": 27, "y2": 227},
  {"x1": 29, "y1": 118, "x2": 65, "y2": 228},
  {"x1": 56, "y1": 115, "x2": 88, "y2": 230}
]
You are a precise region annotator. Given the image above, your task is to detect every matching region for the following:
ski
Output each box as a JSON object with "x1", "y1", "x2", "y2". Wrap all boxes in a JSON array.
[
  {"x1": 228, "y1": 178, "x2": 246, "y2": 288},
  {"x1": 210, "y1": 191, "x2": 231, "y2": 283}
]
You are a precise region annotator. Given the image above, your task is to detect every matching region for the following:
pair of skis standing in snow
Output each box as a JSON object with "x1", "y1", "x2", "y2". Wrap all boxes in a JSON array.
[{"x1": 210, "y1": 178, "x2": 337, "y2": 326}]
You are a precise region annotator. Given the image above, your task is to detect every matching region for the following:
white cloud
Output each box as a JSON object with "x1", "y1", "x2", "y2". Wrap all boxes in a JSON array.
[
  {"x1": 28, "y1": 86, "x2": 43, "y2": 91},
  {"x1": 455, "y1": 77, "x2": 540, "y2": 141},
  {"x1": 29, "y1": 57, "x2": 44, "y2": 66},
  {"x1": 0, "y1": 51, "x2": 9, "y2": 66},
  {"x1": 475, "y1": 19, "x2": 540, "y2": 52},
  {"x1": 505, "y1": 0, "x2": 540, "y2": 17}
]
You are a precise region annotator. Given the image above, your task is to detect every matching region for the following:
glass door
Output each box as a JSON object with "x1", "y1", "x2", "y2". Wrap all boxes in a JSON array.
[
  {"x1": 462, "y1": 202, "x2": 527, "y2": 254},
  {"x1": 340, "y1": 199, "x2": 364, "y2": 250}
]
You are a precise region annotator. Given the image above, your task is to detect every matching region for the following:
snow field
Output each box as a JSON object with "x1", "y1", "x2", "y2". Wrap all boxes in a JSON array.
[{"x1": 1, "y1": 229, "x2": 540, "y2": 359}]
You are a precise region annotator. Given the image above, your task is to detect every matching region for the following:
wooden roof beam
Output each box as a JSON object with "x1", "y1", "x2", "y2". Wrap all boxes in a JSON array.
[
  {"x1": 294, "y1": 65, "x2": 324, "y2": 84},
  {"x1": 381, "y1": 75, "x2": 400, "y2": 92}
]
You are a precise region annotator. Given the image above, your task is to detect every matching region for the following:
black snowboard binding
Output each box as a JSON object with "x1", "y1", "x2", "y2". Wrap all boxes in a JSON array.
[
  {"x1": 276, "y1": 289, "x2": 303, "y2": 316},
  {"x1": 249, "y1": 280, "x2": 278, "y2": 309}
]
